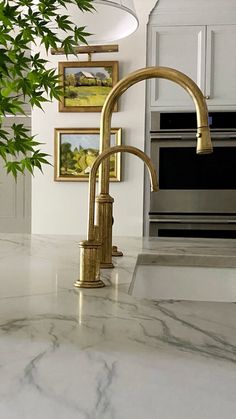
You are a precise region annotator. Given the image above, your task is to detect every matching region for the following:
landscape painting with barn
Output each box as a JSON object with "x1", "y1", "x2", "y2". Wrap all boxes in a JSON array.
[{"x1": 58, "y1": 61, "x2": 118, "y2": 112}]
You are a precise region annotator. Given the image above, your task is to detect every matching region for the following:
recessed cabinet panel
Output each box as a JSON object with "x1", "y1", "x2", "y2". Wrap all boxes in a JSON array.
[
  {"x1": 0, "y1": 163, "x2": 17, "y2": 217},
  {"x1": 206, "y1": 25, "x2": 236, "y2": 107},
  {"x1": 0, "y1": 117, "x2": 31, "y2": 232},
  {"x1": 149, "y1": 26, "x2": 206, "y2": 108},
  {"x1": 0, "y1": 162, "x2": 31, "y2": 232}
]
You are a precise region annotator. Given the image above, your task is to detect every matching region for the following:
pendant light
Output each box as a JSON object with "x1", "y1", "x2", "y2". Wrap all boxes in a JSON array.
[
  {"x1": 19, "y1": 1, "x2": 139, "y2": 44},
  {"x1": 67, "y1": 0, "x2": 139, "y2": 44}
]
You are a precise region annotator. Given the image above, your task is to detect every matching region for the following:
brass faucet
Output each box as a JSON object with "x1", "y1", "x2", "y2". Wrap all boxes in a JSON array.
[
  {"x1": 74, "y1": 145, "x2": 158, "y2": 288},
  {"x1": 96, "y1": 67, "x2": 213, "y2": 269}
]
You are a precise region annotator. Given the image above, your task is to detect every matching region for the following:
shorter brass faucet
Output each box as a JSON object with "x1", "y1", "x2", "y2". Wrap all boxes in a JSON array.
[{"x1": 74, "y1": 145, "x2": 158, "y2": 288}]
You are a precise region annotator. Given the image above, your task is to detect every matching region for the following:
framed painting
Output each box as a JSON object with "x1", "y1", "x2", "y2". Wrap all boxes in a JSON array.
[
  {"x1": 54, "y1": 128, "x2": 122, "y2": 182},
  {"x1": 58, "y1": 61, "x2": 119, "y2": 112}
]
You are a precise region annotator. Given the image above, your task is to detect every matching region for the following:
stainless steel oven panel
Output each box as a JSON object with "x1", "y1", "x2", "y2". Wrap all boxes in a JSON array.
[
  {"x1": 150, "y1": 137, "x2": 236, "y2": 215},
  {"x1": 149, "y1": 220, "x2": 236, "y2": 238},
  {"x1": 150, "y1": 190, "x2": 236, "y2": 214}
]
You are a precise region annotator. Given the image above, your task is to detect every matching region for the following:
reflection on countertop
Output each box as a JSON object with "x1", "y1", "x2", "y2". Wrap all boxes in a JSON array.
[{"x1": 1, "y1": 234, "x2": 236, "y2": 419}]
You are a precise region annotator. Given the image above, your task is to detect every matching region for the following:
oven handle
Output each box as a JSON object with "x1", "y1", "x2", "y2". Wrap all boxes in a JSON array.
[
  {"x1": 150, "y1": 218, "x2": 236, "y2": 224},
  {"x1": 150, "y1": 133, "x2": 236, "y2": 141},
  {"x1": 151, "y1": 135, "x2": 184, "y2": 140}
]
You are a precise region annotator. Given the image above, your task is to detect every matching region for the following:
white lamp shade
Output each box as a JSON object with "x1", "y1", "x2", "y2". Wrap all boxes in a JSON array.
[
  {"x1": 18, "y1": 0, "x2": 139, "y2": 44},
  {"x1": 63, "y1": 0, "x2": 139, "y2": 44}
]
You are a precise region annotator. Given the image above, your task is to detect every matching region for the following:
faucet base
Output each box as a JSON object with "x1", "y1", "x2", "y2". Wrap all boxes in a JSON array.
[
  {"x1": 74, "y1": 279, "x2": 105, "y2": 288},
  {"x1": 112, "y1": 245, "x2": 123, "y2": 257},
  {"x1": 77, "y1": 239, "x2": 103, "y2": 288},
  {"x1": 100, "y1": 262, "x2": 114, "y2": 269}
]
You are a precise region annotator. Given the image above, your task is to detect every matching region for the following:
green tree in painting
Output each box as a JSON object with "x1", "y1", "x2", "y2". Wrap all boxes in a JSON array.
[
  {"x1": 0, "y1": 0, "x2": 94, "y2": 177},
  {"x1": 65, "y1": 73, "x2": 77, "y2": 87},
  {"x1": 106, "y1": 67, "x2": 113, "y2": 78},
  {"x1": 60, "y1": 142, "x2": 74, "y2": 173}
]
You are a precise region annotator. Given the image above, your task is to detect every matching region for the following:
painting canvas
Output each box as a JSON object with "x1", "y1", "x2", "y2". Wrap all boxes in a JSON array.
[
  {"x1": 54, "y1": 128, "x2": 121, "y2": 181},
  {"x1": 58, "y1": 61, "x2": 118, "y2": 112}
]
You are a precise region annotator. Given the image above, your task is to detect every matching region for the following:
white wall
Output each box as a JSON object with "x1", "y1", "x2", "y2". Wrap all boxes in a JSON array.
[{"x1": 31, "y1": 0, "x2": 157, "y2": 236}]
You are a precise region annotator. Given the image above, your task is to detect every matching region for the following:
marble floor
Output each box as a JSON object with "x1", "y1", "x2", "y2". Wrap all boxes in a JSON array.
[{"x1": 1, "y1": 234, "x2": 236, "y2": 419}]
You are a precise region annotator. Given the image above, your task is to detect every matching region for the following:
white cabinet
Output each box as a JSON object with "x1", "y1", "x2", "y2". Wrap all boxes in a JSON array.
[
  {"x1": 0, "y1": 163, "x2": 31, "y2": 232},
  {"x1": 205, "y1": 25, "x2": 236, "y2": 107},
  {"x1": 149, "y1": 25, "x2": 206, "y2": 109},
  {"x1": 0, "y1": 117, "x2": 31, "y2": 233},
  {"x1": 149, "y1": 24, "x2": 236, "y2": 109}
]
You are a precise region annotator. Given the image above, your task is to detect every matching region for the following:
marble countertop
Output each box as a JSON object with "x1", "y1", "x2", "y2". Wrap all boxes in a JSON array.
[{"x1": 1, "y1": 234, "x2": 236, "y2": 419}]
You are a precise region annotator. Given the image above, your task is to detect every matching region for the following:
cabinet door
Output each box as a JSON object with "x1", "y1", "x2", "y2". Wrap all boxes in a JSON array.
[
  {"x1": 206, "y1": 25, "x2": 236, "y2": 107},
  {"x1": 0, "y1": 117, "x2": 31, "y2": 232},
  {"x1": 149, "y1": 26, "x2": 206, "y2": 109},
  {"x1": 0, "y1": 163, "x2": 31, "y2": 232}
]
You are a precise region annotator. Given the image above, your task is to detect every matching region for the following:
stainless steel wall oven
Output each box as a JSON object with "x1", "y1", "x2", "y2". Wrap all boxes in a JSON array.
[{"x1": 149, "y1": 112, "x2": 236, "y2": 238}]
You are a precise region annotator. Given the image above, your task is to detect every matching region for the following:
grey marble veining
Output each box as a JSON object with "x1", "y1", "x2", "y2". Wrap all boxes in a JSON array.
[{"x1": 1, "y1": 234, "x2": 236, "y2": 418}]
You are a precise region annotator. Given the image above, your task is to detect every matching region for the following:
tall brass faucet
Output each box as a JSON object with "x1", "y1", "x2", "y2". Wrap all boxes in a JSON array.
[
  {"x1": 74, "y1": 145, "x2": 158, "y2": 288},
  {"x1": 97, "y1": 67, "x2": 213, "y2": 269}
]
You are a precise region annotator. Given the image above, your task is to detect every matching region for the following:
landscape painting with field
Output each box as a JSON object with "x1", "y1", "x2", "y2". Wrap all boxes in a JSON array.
[
  {"x1": 58, "y1": 61, "x2": 118, "y2": 112},
  {"x1": 54, "y1": 128, "x2": 121, "y2": 182}
]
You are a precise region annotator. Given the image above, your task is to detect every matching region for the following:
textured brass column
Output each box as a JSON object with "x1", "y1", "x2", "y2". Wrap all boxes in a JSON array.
[
  {"x1": 95, "y1": 194, "x2": 114, "y2": 268},
  {"x1": 74, "y1": 240, "x2": 105, "y2": 288}
]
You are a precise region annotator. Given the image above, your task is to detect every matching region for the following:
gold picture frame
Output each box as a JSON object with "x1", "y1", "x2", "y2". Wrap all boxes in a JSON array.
[
  {"x1": 58, "y1": 61, "x2": 119, "y2": 112},
  {"x1": 54, "y1": 128, "x2": 122, "y2": 182}
]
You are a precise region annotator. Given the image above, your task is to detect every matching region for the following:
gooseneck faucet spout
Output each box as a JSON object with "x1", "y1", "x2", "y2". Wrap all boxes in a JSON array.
[
  {"x1": 74, "y1": 145, "x2": 158, "y2": 288},
  {"x1": 88, "y1": 145, "x2": 158, "y2": 242},
  {"x1": 100, "y1": 67, "x2": 213, "y2": 193}
]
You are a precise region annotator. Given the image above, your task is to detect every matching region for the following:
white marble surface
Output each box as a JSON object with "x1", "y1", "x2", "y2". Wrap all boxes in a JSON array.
[{"x1": 1, "y1": 234, "x2": 236, "y2": 419}]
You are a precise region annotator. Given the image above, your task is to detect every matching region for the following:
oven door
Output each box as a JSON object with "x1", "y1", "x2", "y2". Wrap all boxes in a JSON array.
[{"x1": 150, "y1": 133, "x2": 236, "y2": 216}]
